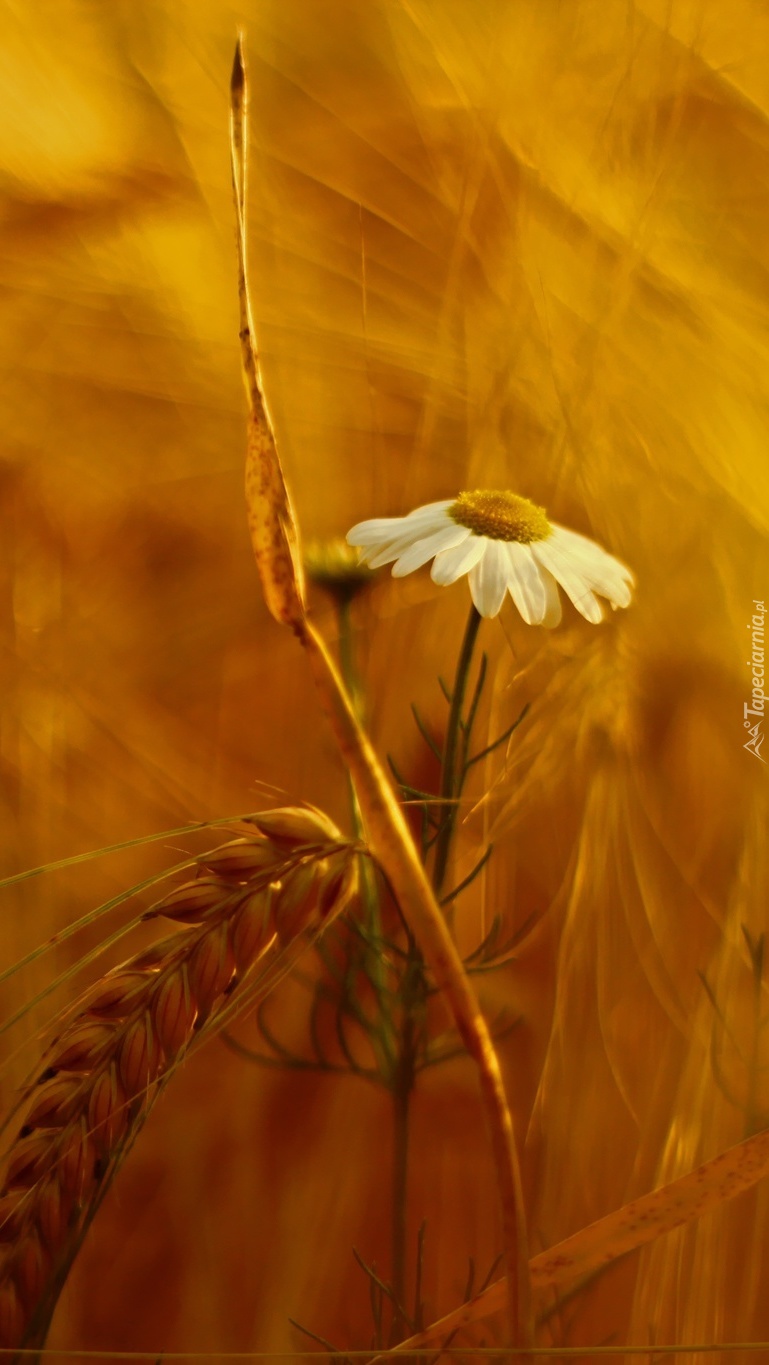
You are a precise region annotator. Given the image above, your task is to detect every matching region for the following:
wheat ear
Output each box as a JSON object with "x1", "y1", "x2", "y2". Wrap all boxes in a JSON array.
[{"x1": 0, "y1": 807, "x2": 358, "y2": 1351}]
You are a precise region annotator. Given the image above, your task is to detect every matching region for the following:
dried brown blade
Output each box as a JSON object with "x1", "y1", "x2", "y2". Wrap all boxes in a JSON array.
[
  {"x1": 230, "y1": 37, "x2": 305, "y2": 631},
  {"x1": 230, "y1": 36, "x2": 528, "y2": 1347},
  {"x1": 382, "y1": 1125, "x2": 769, "y2": 1356}
]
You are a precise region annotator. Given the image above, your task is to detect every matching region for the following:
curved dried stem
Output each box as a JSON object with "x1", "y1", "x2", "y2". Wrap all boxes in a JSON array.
[
  {"x1": 381, "y1": 1123, "x2": 769, "y2": 1358},
  {"x1": 297, "y1": 619, "x2": 532, "y2": 1350},
  {"x1": 231, "y1": 38, "x2": 530, "y2": 1349},
  {"x1": 230, "y1": 37, "x2": 305, "y2": 631}
]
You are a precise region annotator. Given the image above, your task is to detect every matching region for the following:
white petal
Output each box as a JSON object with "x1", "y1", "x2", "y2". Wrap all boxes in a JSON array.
[
  {"x1": 365, "y1": 524, "x2": 444, "y2": 569},
  {"x1": 504, "y1": 542, "x2": 547, "y2": 624},
  {"x1": 468, "y1": 541, "x2": 508, "y2": 618},
  {"x1": 347, "y1": 505, "x2": 452, "y2": 548},
  {"x1": 391, "y1": 524, "x2": 471, "y2": 577},
  {"x1": 549, "y1": 522, "x2": 633, "y2": 567},
  {"x1": 430, "y1": 536, "x2": 486, "y2": 585},
  {"x1": 539, "y1": 567, "x2": 563, "y2": 628},
  {"x1": 602, "y1": 575, "x2": 633, "y2": 609},
  {"x1": 403, "y1": 500, "x2": 455, "y2": 519},
  {"x1": 531, "y1": 539, "x2": 603, "y2": 623},
  {"x1": 351, "y1": 509, "x2": 454, "y2": 567},
  {"x1": 347, "y1": 516, "x2": 411, "y2": 548},
  {"x1": 549, "y1": 524, "x2": 635, "y2": 591},
  {"x1": 364, "y1": 542, "x2": 412, "y2": 569},
  {"x1": 546, "y1": 530, "x2": 633, "y2": 611}
]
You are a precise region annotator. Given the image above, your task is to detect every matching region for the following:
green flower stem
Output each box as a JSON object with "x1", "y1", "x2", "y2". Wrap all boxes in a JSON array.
[
  {"x1": 432, "y1": 603, "x2": 483, "y2": 898},
  {"x1": 389, "y1": 1007, "x2": 416, "y2": 1339},
  {"x1": 338, "y1": 596, "x2": 361, "y2": 720},
  {"x1": 336, "y1": 595, "x2": 394, "y2": 1076},
  {"x1": 234, "y1": 42, "x2": 528, "y2": 1348},
  {"x1": 299, "y1": 618, "x2": 532, "y2": 1350},
  {"x1": 339, "y1": 593, "x2": 415, "y2": 1328}
]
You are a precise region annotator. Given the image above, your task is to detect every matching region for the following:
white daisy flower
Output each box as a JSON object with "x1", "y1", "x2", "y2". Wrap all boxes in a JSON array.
[{"x1": 346, "y1": 490, "x2": 634, "y2": 625}]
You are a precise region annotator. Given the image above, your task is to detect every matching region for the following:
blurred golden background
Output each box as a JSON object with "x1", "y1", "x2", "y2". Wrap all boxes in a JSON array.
[{"x1": 1, "y1": 0, "x2": 768, "y2": 1357}]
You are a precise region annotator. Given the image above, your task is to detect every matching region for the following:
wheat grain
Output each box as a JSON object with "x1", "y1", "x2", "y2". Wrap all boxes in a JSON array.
[{"x1": 0, "y1": 808, "x2": 358, "y2": 1351}]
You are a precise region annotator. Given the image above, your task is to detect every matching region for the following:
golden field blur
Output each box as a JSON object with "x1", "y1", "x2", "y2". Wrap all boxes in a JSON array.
[{"x1": 1, "y1": 0, "x2": 768, "y2": 1358}]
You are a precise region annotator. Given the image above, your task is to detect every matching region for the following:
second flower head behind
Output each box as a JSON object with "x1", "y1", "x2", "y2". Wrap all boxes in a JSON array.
[{"x1": 346, "y1": 490, "x2": 634, "y2": 625}]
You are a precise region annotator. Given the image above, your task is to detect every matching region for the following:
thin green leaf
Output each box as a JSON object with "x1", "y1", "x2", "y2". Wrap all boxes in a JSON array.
[
  {"x1": 460, "y1": 651, "x2": 488, "y2": 741},
  {"x1": 288, "y1": 1317, "x2": 342, "y2": 1356},
  {"x1": 413, "y1": 1220, "x2": 427, "y2": 1331},
  {"x1": 463, "y1": 916, "x2": 503, "y2": 965},
  {"x1": 410, "y1": 704, "x2": 442, "y2": 761},
  {"x1": 440, "y1": 845, "x2": 494, "y2": 907},
  {"x1": 465, "y1": 702, "x2": 530, "y2": 771},
  {"x1": 352, "y1": 1248, "x2": 415, "y2": 1331}
]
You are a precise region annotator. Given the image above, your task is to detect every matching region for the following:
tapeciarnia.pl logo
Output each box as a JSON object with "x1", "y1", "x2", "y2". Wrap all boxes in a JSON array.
[{"x1": 744, "y1": 599, "x2": 766, "y2": 762}]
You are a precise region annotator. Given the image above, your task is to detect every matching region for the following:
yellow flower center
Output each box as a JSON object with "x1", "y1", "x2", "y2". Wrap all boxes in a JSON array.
[{"x1": 449, "y1": 490, "x2": 551, "y2": 543}]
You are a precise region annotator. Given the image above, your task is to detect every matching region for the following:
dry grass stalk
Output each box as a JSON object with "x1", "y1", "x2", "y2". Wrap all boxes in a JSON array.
[
  {"x1": 0, "y1": 807, "x2": 358, "y2": 1351},
  {"x1": 383, "y1": 1123, "x2": 769, "y2": 1357},
  {"x1": 229, "y1": 40, "x2": 531, "y2": 1347},
  {"x1": 299, "y1": 621, "x2": 532, "y2": 1349},
  {"x1": 231, "y1": 37, "x2": 306, "y2": 632}
]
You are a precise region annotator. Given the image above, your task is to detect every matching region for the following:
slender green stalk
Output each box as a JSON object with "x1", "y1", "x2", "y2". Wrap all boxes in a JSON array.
[
  {"x1": 745, "y1": 931, "x2": 765, "y2": 1136},
  {"x1": 432, "y1": 604, "x2": 483, "y2": 897},
  {"x1": 339, "y1": 600, "x2": 429, "y2": 1327},
  {"x1": 336, "y1": 595, "x2": 393, "y2": 1076},
  {"x1": 232, "y1": 41, "x2": 529, "y2": 1346},
  {"x1": 389, "y1": 1009, "x2": 416, "y2": 1341},
  {"x1": 338, "y1": 596, "x2": 362, "y2": 720},
  {"x1": 338, "y1": 593, "x2": 412, "y2": 1317},
  {"x1": 299, "y1": 619, "x2": 531, "y2": 1349},
  {"x1": 337, "y1": 596, "x2": 367, "y2": 847}
]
